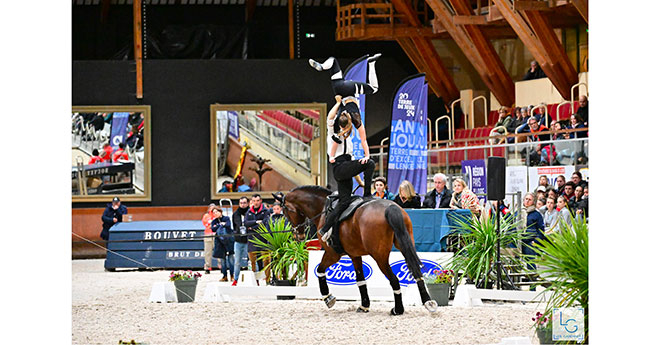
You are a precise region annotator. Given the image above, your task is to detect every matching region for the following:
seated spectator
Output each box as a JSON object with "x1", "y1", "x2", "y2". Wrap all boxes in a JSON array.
[
  {"x1": 543, "y1": 197, "x2": 559, "y2": 234},
  {"x1": 577, "y1": 95, "x2": 588, "y2": 125},
  {"x1": 88, "y1": 149, "x2": 103, "y2": 165},
  {"x1": 555, "y1": 175, "x2": 567, "y2": 195},
  {"x1": 514, "y1": 106, "x2": 533, "y2": 134},
  {"x1": 533, "y1": 103, "x2": 549, "y2": 127},
  {"x1": 449, "y1": 178, "x2": 482, "y2": 217},
  {"x1": 527, "y1": 117, "x2": 551, "y2": 142},
  {"x1": 112, "y1": 143, "x2": 129, "y2": 162},
  {"x1": 571, "y1": 171, "x2": 588, "y2": 189},
  {"x1": 568, "y1": 114, "x2": 587, "y2": 138},
  {"x1": 522, "y1": 60, "x2": 546, "y2": 81},
  {"x1": 506, "y1": 107, "x2": 525, "y2": 143},
  {"x1": 550, "y1": 120, "x2": 569, "y2": 140},
  {"x1": 372, "y1": 176, "x2": 395, "y2": 200},
  {"x1": 493, "y1": 107, "x2": 512, "y2": 135},
  {"x1": 422, "y1": 173, "x2": 451, "y2": 209},
  {"x1": 394, "y1": 180, "x2": 422, "y2": 209}
]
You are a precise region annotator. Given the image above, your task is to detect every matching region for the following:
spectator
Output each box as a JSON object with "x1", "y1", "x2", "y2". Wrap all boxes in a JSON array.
[
  {"x1": 576, "y1": 186, "x2": 589, "y2": 220},
  {"x1": 527, "y1": 117, "x2": 551, "y2": 142},
  {"x1": 100, "y1": 197, "x2": 127, "y2": 241},
  {"x1": 533, "y1": 103, "x2": 549, "y2": 127},
  {"x1": 201, "y1": 203, "x2": 217, "y2": 274},
  {"x1": 556, "y1": 175, "x2": 567, "y2": 195},
  {"x1": 237, "y1": 177, "x2": 257, "y2": 192},
  {"x1": 535, "y1": 186, "x2": 547, "y2": 205},
  {"x1": 88, "y1": 149, "x2": 103, "y2": 165},
  {"x1": 506, "y1": 107, "x2": 525, "y2": 137},
  {"x1": 245, "y1": 194, "x2": 272, "y2": 283},
  {"x1": 537, "y1": 175, "x2": 550, "y2": 190},
  {"x1": 576, "y1": 95, "x2": 588, "y2": 125},
  {"x1": 262, "y1": 201, "x2": 288, "y2": 282},
  {"x1": 449, "y1": 178, "x2": 482, "y2": 217},
  {"x1": 372, "y1": 176, "x2": 395, "y2": 200},
  {"x1": 112, "y1": 143, "x2": 129, "y2": 162},
  {"x1": 494, "y1": 107, "x2": 512, "y2": 134},
  {"x1": 543, "y1": 196, "x2": 559, "y2": 234},
  {"x1": 100, "y1": 143, "x2": 113, "y2": 163},
  {"x1": 394, "y1": 180, "x2": 422, "y2": 209},
  {"x1": 563, "y1": 181, "x2": 576, "y2": 201},
  {"x1": 219, "y1": 180, "x2": 233, "y2": 193},
  {"x1": 568, "y1": 114, "x2": 587, "y2": 138},
  {"x1": 521, "y1": 192, "x2": 545, "y2": 271},
  {"x1": 527, "y1": 117, "x2": 552, "y2": 165},
  {"x1": 536, "y1": 197, "x2": 547, "y2": 216},
  {"x1": 571, "y1": 171, "x2": 588, "y2": 189},
  {"x1": 550, "y1": 120, "x2": 568, "y2": 140},
  {"x1": 422, "y1": 173, "x2": 451, "y2": 209},
  {"x1": 211, "y1": 207, "x2": 235, "y2": 282},
  {"x1": 570, "y1": 185, "x2": 584, "y2": 213},
  {"x1": 514, "y1": 106, "x2": 533, "y2": 134},
  {"x1": 522, "y1": 60, "x2": 546, "y2": 80},
  {"x1": 547, "y1": 187, "x2": 558, "y2": 203},
  {"x1": 231, "y1": 197, "x2": 250, "y2": 286},
  {"x1": 556, "y1": 196, "x2": 572, "y2": 230}
]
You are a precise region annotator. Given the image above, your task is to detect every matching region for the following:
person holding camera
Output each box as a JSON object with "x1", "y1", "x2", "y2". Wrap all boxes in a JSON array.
[{"x1": 100, "y1": 197, "x2": 127, "y2": 241}]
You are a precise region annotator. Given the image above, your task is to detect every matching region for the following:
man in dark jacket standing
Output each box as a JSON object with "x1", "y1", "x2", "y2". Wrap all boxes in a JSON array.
[
  {"x1": 245, "y1": 194, "x2": 271, "y2": 280},
  {"x1": 231, "y1": 196, "x2": 250, "y2": 286},
  {"x1": 100, "y1": 197, "x2": 127, "y2": 241},
  {"x1": 422, "y1": 173, "x2": 452, "y2": 209}
]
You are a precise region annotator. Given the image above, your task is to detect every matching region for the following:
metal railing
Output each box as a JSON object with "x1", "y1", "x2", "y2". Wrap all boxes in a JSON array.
[
  {"x1": 435, "y1": 115, "x2": 452, "y2": 146},
  {"x1": 471, "y1": 95, "x2": 488, "y2": 129},
  {"x1": 238, "y1": 111, "x2": 312, "y2": 172},
  {"x1": 571, "y1": 82, "x2": 589, "y2": 113},
  {"x1": 450, "y1": 98, "x2": 460, "y2": 139},
  {"x1": 531, "y1": 103, "x2": 549, "y2": 126}
]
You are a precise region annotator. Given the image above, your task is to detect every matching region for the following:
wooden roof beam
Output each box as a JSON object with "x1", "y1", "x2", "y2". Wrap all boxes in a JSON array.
[
  {"x1": 513, "y1": 0, "x2": 550, "y2": 11},
  {"x1": 453, "y1": 15, "x2": 488, "y2": 25},
  {"x1": 571, "y1": 0, "x2": 588, "y2": 24}
]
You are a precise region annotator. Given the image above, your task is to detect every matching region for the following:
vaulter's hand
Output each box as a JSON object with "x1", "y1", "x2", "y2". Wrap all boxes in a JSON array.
[
  {"x1": 335, "y1": 95, "x2": 342, "y2": 103},
  {"x1": 359, "y1": 156, "x2": 370, "y2": 164}
]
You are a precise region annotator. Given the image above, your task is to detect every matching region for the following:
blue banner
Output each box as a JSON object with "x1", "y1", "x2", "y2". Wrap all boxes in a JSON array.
[
  {"x1": 227, "y1": 111, "x2": 240, "y2": 140},
  {"x1": 110, "y1": 112, "x2": 130, "y2": 149},
  {"x1": 387, "y1": 74, "x2": 429, "y2": 196},
  {"x1": 461, "y1": 159, "x2": 487, "y2": 203},
  {"x1": 344, "y1": 56, "x2": 368, "y2": 194}
]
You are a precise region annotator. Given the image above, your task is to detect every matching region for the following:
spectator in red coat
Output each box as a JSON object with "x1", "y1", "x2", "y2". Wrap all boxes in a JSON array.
[
  {"x1": 88, "y1": 149, "x2": 103, "y2": 165},
  {"x1": 112, "y1": 143, "x2": 129, "y2": 162},
  {"x1": 101, "y1": 143, "x2": 114, "y2": 162}
]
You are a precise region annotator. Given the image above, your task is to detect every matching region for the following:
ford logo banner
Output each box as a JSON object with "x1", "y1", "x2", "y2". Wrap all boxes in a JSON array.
[
  {"x1": 390, "y1": 259, "x2": 443, "y2": 286},
  {"x1": 314, "y1": 257, "x2": 373, "y2": 285}
]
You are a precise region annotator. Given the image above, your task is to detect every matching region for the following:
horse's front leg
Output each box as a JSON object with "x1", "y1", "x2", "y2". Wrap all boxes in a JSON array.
[
  {"x1": 351, "y1": 256, "x2": 370, "y2": 313},
  {"x1": 317, "y1": 251, "x2": 340, "y2": 308}
]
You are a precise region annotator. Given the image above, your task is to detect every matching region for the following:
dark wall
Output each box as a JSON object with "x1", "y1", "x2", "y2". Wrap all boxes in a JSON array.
[{"x1": 73, "y1": 58, "x2": 433, "y2": 207}]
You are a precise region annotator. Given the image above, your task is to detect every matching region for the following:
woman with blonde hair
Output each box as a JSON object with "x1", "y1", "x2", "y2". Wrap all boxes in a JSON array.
[
  {"x1": 393, "y1": 180, "x2": 421, "y2": 209},
  {"x1": 449, "y1": 178, "x2": 482, "y2": 217}
]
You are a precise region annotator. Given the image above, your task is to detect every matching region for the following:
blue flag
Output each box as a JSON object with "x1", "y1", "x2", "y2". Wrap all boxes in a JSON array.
[
  {"x1": 387, "y1": 74, "x2": 429, "y2": 197},
  {"x1": 110, "y1": 112, "x2": 130, "y2": 149},
  {"x1": 343, "y1": 55, "x2": 369, "y2": 194}
]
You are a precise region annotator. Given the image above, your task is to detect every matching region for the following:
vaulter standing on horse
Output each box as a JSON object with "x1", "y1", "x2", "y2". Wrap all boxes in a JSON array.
[{"x1": 309, "y1": 54, "x2": 380, "y2": 243}]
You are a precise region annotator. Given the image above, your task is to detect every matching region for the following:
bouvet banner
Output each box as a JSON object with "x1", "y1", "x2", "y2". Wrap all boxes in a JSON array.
[{"x1": 387, "y1": 74, "x2": 429, "y2": 196}]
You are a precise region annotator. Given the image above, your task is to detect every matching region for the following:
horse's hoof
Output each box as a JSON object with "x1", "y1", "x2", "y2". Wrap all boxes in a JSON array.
[
  {"x1": 424, "y1": 300, "x2": 438, "y2": 312},
  {"x1": 356, "y1": 306, "x2": 369, "y2": 313},
  {"x1": 390, "y1": 307, "x2": 404, "y2": 316},
  {"x1": 324, "y1": 294, "x2": 336, "y2": 309}
]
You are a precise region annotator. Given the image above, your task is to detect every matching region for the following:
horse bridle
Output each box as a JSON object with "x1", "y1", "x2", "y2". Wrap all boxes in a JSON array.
[{"x1": 280, "y1": 194, "x2": 323, "y2": 237}]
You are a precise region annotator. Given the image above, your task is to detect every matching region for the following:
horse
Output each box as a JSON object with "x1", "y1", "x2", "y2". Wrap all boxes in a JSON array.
[{"x1": 273, "y1": 185, "x2": 438, "y2": 315}]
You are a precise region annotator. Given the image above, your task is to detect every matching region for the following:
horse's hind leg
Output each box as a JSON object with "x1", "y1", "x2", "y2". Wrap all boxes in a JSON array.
[
  {"x1": 374, "y1": 257, "x2": 404, "y2": 315},
  {"x1": 351, "y1": 256, "x2": 370, "y2": 313},
  {"x1": 317, "y1": 251, "x2": 340, "y2": 308}
]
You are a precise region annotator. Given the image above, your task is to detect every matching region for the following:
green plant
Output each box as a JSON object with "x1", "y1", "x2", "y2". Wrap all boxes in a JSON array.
[
  {"x1": 424, "y1": 269, "x2": 454, "y2": 284},
  {"x1": 527, "y1": 214, "x2": 588, "y2": 339},
  {"x1": 249, "y1": 217, "x2": 313, "y2": 282},
  {"x1": 169, "y1": 270, "x2": 201, "y2": 281},
  {"x1": 448, "y1": 212, "x2": 530, "y2": 287}
]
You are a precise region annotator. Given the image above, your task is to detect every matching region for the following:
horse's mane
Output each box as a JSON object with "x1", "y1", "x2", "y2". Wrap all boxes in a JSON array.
[{"x1": 290, "y1": 185, "x2": 332, "y2": 197}]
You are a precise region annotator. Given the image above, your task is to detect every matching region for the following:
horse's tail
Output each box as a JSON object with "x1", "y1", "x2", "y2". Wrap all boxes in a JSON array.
[{"x1": 384, "y1": 205, "x2": 423, "y2": 280}]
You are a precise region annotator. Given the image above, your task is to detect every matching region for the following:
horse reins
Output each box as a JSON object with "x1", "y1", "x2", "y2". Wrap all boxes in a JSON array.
[{"x1": 281, "y1": 194, "x2": 324, "y2": 237}]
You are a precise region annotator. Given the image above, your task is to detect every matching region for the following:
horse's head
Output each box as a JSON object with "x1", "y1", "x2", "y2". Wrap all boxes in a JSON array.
[{"x1": 273, "y1": 186, "x2": 329, "y2": 242}]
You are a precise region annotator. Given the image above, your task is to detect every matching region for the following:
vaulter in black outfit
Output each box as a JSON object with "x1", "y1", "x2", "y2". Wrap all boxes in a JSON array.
[{"x1": 317, "y1": 95, "x2": 375, "y2": 243}]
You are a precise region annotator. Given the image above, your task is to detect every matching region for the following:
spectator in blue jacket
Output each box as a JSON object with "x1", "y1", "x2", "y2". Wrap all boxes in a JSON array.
[
  {"x1": 522, "y1": 192, "x2": 545, "y2": 271},
  {"x1": 100, "y1": 197, "x2": 127, "y2": 241},
  {"x1": 211, "y1": 207, "x2": 235, "y2": 282},
  {"x1": 372, "y1": 176, "x2": 395, "y2": 200}
]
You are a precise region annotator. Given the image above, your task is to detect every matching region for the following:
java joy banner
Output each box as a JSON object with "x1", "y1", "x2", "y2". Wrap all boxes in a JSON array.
[
  {"x1": 343, "y1": 55, "x2": 368, "y2": 194},
  {"x1": 387, "y1": 74, "x2": 428, "y2": 196}
]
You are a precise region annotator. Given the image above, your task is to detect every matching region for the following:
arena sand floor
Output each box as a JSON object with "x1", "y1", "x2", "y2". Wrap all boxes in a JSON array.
[{"x1": 72, "y1": 259, "x2": 547, "y2": 344}]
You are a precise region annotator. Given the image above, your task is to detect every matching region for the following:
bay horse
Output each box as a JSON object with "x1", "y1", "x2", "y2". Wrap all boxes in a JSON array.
[{"x1": 274, "y1": 185, "x2": 438, "y2": 315}]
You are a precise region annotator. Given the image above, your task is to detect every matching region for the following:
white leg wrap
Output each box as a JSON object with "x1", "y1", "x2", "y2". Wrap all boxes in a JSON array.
[
  {"x1": 321, "y1": 57, "x2": 335, "y2": 70},
  {"x1": 331, "y1": 71, "x2": 343, "y2": 80},
  {"x1": 317, "y1": 272, "x2": 326, "y2": 278},
  {"x1": 367, "y1": 61, "x2": 379, "y2": 93},
  {"x1": 356, "y1": 280, "x2": 367, "y2": 287},
  {"x1": 393, "y1": 289, "x2": 401, "y2": 294}
]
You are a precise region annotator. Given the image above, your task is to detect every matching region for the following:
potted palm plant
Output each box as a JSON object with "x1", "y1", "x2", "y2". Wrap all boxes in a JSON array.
[
  {"x1": 250, "y1": 217, "x2": 311, "y2": 299},
  {"x1": 527, "y1": 214, "x2": 589, "y2": 343},
  {"x1": 169, "y1": 270, "x2": 202, "y2": 303},
  {"x1": 447, "y1": 212, "x2": 529, "y2": 288}
]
